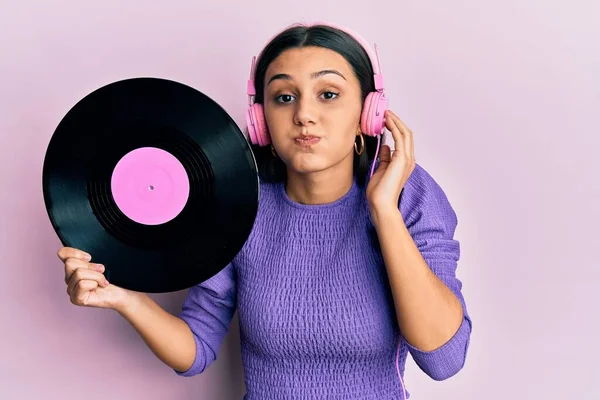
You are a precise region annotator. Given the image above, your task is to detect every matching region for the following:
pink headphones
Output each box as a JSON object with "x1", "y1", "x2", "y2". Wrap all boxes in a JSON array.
[{"x1": 245, "y1": 21, "x2": 389, "y2": 148}]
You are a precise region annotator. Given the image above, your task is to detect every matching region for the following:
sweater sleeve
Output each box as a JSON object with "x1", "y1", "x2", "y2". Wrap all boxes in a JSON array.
[
  {"x1": 398, "y1": 164, "x2": 472, "y2": 381},
  {"x1": 174, "y1": 262, "x2": 237, "y2": 377}
]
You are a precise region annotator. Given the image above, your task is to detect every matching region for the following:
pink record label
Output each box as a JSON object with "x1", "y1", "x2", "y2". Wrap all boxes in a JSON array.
[{"x1": 111, "y1": 147, "x2": 190, "y2": 225}]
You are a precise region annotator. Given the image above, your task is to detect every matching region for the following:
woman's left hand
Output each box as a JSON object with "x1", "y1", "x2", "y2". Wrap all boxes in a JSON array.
[{"x1": 366, "y1": 110, "x2": 416, "y2": 217}]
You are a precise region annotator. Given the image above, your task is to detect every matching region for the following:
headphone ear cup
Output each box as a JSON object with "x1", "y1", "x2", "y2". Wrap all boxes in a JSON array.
[
  {"x1": 245, "y1": 106, "x2": 259, "y2": 145},
  {"x1": 245, "y1": 103, "x2": 271, "y2": 146},
  {"x1": 254, "y1": 103, "x2": 271, "y2": 146},
  {"x1": 360, "y1": 91, "x2": 388, "y2": 137}
]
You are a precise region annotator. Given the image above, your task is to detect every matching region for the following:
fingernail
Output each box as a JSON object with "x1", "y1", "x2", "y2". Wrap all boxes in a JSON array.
[
  {"x1": 84, "y1": 253, "x2": 91, "y2": 261},
  {"x1": 104, "y1": 279, "x2": 109, "y2": 286}
]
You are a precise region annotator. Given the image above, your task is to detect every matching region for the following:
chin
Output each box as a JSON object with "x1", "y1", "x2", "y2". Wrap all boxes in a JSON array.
[{"x1": 286, "y1": 154, "x2": 331, "y2": 175}]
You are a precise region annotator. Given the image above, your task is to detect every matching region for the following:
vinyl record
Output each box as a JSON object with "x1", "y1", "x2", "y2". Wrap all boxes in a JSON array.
[{"x1": 42, "y1": 77, "x2": 259, "y2": 293}]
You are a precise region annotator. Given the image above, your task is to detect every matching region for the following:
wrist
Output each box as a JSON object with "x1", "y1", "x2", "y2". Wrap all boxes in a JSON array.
[
  {"x1": 115, "y1": 290, "x2": 144, "y2": 318},
  {"x1": 370, "y1": 204, "x2": 403, "y2": 228}
]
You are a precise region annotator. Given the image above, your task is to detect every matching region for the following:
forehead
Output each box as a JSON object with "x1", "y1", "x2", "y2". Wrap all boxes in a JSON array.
[{"x1": 265, "y1": 46, "x2": 353, "y2": 77}]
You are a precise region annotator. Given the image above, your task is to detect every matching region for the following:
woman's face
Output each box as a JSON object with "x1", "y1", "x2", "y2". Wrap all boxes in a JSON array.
[{"x1": 263, "y1": 46, "x2": 363, "y2": 176}]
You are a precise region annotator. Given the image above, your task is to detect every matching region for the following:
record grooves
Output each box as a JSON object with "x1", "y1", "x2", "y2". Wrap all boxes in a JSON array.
[
  {"x1": 43, "y1": 77, "x2": 259, "y2": 293},
  {"x1": 86, "y1": 121, "x2": 214, "y2": 249}
]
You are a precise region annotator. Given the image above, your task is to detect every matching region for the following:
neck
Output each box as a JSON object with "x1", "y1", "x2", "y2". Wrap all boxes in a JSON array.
[{"x1": 285, "y1": 158, "x2": 354, "y2": 205}]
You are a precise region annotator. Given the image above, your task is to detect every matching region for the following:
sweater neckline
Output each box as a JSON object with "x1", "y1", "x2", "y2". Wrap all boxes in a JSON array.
[{"x1": 277, "y1": 178, "x2": 360, "y2": 211}]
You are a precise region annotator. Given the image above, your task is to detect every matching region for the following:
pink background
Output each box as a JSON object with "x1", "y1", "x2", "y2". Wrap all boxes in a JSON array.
[{"x1": 1, "y1": 0, "x2": 598, "y2": 399}]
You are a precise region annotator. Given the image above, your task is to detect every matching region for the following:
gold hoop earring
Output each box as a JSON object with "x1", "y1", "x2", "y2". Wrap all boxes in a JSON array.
[
  {"x1": 354, "y1": 133, "x2": 365, "y2": 156},
  {"x1": 271, "y1": 144, "x2": 278, "y2": 158}
]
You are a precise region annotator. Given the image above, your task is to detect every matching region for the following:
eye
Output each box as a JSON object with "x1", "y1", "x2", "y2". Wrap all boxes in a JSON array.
[
  {"x1": 320, "y1": 91, "x2": 340, "y2": 100},
  {"x1": 275, "y1": 94, "x2": 295, "y2": 103}
]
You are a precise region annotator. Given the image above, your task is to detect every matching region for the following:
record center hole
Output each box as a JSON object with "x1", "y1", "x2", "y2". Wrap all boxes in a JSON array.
[{"x1": 148, "y1": 185, "x2": 155, "y2": 191}]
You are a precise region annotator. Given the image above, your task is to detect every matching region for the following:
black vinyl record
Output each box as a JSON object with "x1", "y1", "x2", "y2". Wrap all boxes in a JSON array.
[{"x1": 42, "y1": 77, "x2": 259, "y2": 293}]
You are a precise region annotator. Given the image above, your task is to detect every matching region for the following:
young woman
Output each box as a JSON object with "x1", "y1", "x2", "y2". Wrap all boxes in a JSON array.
[{"x1": 59, "y1": 22, "x2": 472, "y2": 399}]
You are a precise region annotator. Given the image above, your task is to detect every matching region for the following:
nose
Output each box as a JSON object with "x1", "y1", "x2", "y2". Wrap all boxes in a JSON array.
[{"x1": 293, "y1": 96, "x2": 317, "y2": 126}]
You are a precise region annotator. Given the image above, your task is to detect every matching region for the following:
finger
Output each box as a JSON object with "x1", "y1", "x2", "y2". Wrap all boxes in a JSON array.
[
  {"x1": 388, "y1": 111, "x2": 415, "y2": 161},
  {"x1": 379, "y1": 144, "x2": 392, "y2": 163},
  {"x1": 67, "y1": 270, "x2": 108, "y2": 298},
  {"x1": 388, "y1": 110, "x2": 411, "y2": 135},
  {"x1": 64, "y1": 257, "x2": 86, "y2": 284},
  {"x1": 65, "y1": 260, "x2": 107, "y2": 288},
  {"x1": 385, "y1": 112, "x2": 405, "y2": 158},
  {"x1": 64, "y1": 257, "x2": 104, "y2": 284},
  {"x1": 71, "y1": 280, "x2": 99, "y2": 306},
  {"x1": 376, "y1": 145, "x2": 392, "y2": 172},
  {"x1": 58, "y1": 247, "x2": 91, "y2": 263}
]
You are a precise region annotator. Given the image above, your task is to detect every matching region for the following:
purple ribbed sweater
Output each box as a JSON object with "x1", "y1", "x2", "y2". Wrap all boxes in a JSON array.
[{"x1": 175, "y1": 164, "x2": 472, "y2": 399}]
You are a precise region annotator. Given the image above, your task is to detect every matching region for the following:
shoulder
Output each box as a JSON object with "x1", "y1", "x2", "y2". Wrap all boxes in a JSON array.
[
  {"x1": 402, "y1": 163, "x2": 448, "y2": 201},
  {"x1": 253, "y1": 179, "x2": 285, "y2": 217},
  {"x1": 232, "y1": 178, "x2": 282, "y2": 257},
  {"x1": 257, "y1": 178, "x2": 281, "y2": 204},
  {"x1": 399, "y1": 163, "x2": 458, "y2": 229}
]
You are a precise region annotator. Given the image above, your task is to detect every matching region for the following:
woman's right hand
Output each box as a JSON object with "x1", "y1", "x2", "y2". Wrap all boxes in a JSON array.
[{"x1": 58, "y1": 246, "x2": 136, "y2": 313}]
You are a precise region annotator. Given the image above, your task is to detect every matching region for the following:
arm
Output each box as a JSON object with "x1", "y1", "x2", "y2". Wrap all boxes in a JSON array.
[
  {"x1": 118, "y1": 262, "x2": 237, "y2": 376},
  {"x1": 371, "y1": 165, "x2": 472, "y2": 381},
  {"x1": 118, "y1": 292, "x2": 197, "y2": 373},
  {"x1": 173, "y1": 262, "x2": 238, "y2": 376}
]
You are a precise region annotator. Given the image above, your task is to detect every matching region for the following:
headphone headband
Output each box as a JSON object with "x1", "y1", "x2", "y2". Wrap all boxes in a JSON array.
[{"x1": 247, "y1": 21, "x2": 385, "y2": 100}]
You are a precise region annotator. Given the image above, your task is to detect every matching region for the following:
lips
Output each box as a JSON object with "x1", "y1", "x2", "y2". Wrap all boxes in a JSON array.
[{"x1": 294, "y1": 135, "x2": 321, "y2": 146}]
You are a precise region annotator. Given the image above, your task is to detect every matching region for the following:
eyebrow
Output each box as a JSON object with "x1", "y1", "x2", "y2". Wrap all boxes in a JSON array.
[{"x1": 266, "y1": 69, "x2": 346, "y2": 86}]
